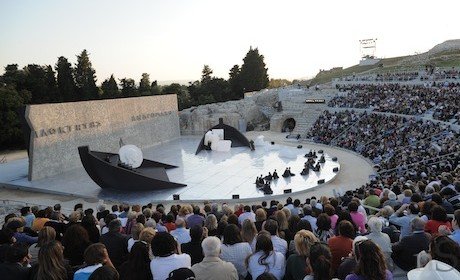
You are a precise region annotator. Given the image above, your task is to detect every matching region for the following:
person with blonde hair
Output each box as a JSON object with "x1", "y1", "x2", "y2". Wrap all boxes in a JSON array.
[
  {"x1": 284, "y1": 230, "x2": 318, "y2": 280},
  {"x1": 241, "y1": 219, "x2": 258, "y2": 250},
  {"x1": 128, "y1": 223, "x2": 145, "y2": 252},
  {"x1": 204, "y1": 214, "x2": 218, "y2": 236},
  {"x1": 275, "y1": 211, "x2": 288, "y2": 239},
  {"x1": 139, "y1": 227, "x2": 156, "y2": 259},
  {"x1": 28, "y1": 226, "x2": 56, "y2": 264},
  {"x1": 255, "y1": 208, "x2": 267, "y2": 232}
]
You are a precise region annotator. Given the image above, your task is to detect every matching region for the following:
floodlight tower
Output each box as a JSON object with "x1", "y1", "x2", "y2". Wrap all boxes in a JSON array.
[{"x1": 359, "y1": 38, "x2": 377, "y2": 59}]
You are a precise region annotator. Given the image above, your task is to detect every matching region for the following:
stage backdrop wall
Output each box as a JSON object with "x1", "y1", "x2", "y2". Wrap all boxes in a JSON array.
[{"x1": 26, "y1": 94, "x2": 180, "y2": 181}]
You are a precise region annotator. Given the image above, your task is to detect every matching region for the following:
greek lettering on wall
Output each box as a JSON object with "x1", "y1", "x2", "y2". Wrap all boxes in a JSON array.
[{"x1": 33, "y1": 121, "x2": 101, "y2": 138}]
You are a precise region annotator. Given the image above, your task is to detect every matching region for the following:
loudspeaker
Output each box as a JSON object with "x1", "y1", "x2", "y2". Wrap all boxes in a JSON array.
[
  {"x1": 318, "y1": 150, "x2": 324, "y2": 154},
  {"x1": 318, "y1": 179, "x2": 325, "y2": 184},
  {"x1": 297, "y1": 145, "x2": 303, "y2": 149},
  {"x1": 232, "y1": 194, "x2": 240, "y2": 199},
  {"x1": 332, "y1": 157, "x2": 338, "y2": 162},
  {"x1": 283, "y1": 189, "x2": 292, "y2": 194},
  {"x1": 271, "y1": 141, "x2": 275, "y2": 145},
  {"x1": 173, "y1": 194, "x2": 180, "y2": 200},
  {"x1": 333, "y1": 167, "x2": 339, "y2": 172}
]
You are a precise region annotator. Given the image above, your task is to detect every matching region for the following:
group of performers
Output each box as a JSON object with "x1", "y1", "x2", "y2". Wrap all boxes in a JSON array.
[{"x1": 254, "y1": 150, "x2": 327, "y2": 195}]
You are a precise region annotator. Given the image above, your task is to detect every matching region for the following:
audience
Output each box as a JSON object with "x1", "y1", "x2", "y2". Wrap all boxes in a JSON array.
[{"x1": 246, "y1": 234, "x2": 285, "y2": 280}]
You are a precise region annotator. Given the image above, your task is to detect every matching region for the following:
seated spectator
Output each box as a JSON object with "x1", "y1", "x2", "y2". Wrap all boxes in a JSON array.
[
  {"x1": 389, "y1": 203, "x2": 420, "y2": 240},
  {"x1": 345, "y1": 240, "x2": 392, "y2": 280},
  {"x1": 81, "y1": 215, "x2": 101, "y2": 244},
  {"x1": 164, "y1": 214, "x2": 177, "y2": 232},
  {"x1": 392, "y1": 217, "x2": 430, "y2": 271},
  {"x1": 73, "y1": 243, "x2": 114, "y2": 280},
  {"x1": 118, "y1": 241, "x2": 152, "y2": 280},
  {"x1": 220, "y1": 224, "x2": 252, "y2": 278},
  {"x1": 29, "y1": 240, "x2": 74, "y2": 280},
  {"x1": 101, "y1": 214, "x2": 117, "y2": 235},
  {"x1": 301, "y1": 205, "x2": 317, "y2": 232},
  {"x1": 0, "y1": 243, "x2": 30, "y2": 280},
  {"x1": 28, "y1": 226, "x2": 56, "y2": 265},
  {"x1": 204, "y1": 214, "x2": 218, "y2": 237},
  {"x1": 366, "y1": 217, "x2": 393, "y2": 271},
  {"x1": 241, "y1": 219, "x2": 258, "y2": 251},
  {"x1": 328, "y1": 220, "x2": 355, "y2": 274},
  {"x1": 20, "y1": 207, "x2": 35, "y2": 229},
  {"x1": 304, "y1": 242, "x2": 332, "y2": 280},
  {"x1": 424, "y1": 205, "x2": 452, "y2": 236},
  {"x1": 407, "y1": 259, "x2": 460, "y2": 280},
  {"x1": 139, "y1": 227, "x2": 156, "y2": 259},
  {"x1": 100, "y1": 219, "x2": 129, "y2": 269},
  {"x1": 324, "y1": 204, "x2": 339, "y2": 230},
  {"x1": 31, "y1": 210, "x2": 49, "y2": 232},
  {"x1": 348, "y1": 202, "x2": 366, "y2": 234},
  {"x1": 363, "y1": 189, "x2": 381, "y2": 212},
  {"x1": 6, "y1": 219, "x2": 38, "y2": 245},
  {"x1": 150, "y1": 232, "x2": 191, "y2": 280},
  {"x1": 337, "y1": 236, "x2": 368, "y2": 280},
  {"x1": 263, "y1": 219, "x2": 288, "y2": 256},
  {"x1": 246, "y1": 234, "x2": 286, "y2": 280},
  {"x1": 238, "y1": 205, "x2": 256, "y2": 225},
  {"x1": 170, "y1": 218, "x2": 191, "y2": 245},
  {"x1": 128, "y1": 223, "x2": 145, "y2": 252},
  {"x1": 254, "y1": 208, "x2": 267, "y2": 232},
  {"x1": 315, "y1": 213, "x2": 334, "y2": 242},
  {"x1": 181, "y1": 225, "x2": 205, "y2": 265},
  {"x1": 62, "y1": 224, "x2": 92, "y2": 267},
  {"x1": 450, "y1": 209, "x2": 460, "y2": 245},
  {"x1": 191, "y1": 236, "x2": 238, "y2": 280},
  {"x1": 285, "y1": 230, "x2": 318, "y2": 280},
  {"x1": 186, "y1": 206, "x2": 205, "y2": 229},
  {"x1": 428, "y1": 235, "x2": 460, "y2": 271}
]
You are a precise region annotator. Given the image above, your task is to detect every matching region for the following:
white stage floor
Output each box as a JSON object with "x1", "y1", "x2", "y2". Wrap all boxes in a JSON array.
[{"x1": 0, "y1": 136, "x2": 340, "y2": 204}]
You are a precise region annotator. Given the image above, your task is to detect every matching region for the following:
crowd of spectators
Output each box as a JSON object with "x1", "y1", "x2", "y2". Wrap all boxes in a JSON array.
[
  {"x1": 1, "y1": 169, "x2": 460, "y2": 280},
  {"x1": 329, "y1": 83, "x2": 460, "y2": 123}
]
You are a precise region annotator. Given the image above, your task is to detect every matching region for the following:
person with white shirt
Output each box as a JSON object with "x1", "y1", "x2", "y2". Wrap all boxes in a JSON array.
[
  {"x1": 301, "y1": 205, "x2": 318, "y2": 232},
  {"x1": 263, "y1": 219, "x2": 287, "y2": 256},
  {"x1": 150, "y1": 232, "x2": 191, "y2": 280},
  {"x1": 238, "y1": 205, "x2": 256, "y2": 225},
  {"x1": 170, "y1": 218, "x2": 191, "y2": 245},
  {"x1": 247, "y1": 234, "x2": 285, "y2": 280},
  {"x1": 220, "y1": 224, "x2": 252, "y2": 279}
]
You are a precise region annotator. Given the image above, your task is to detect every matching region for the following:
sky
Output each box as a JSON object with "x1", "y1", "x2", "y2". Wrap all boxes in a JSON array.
[{"x1": 1, "y1": 0, "x2": 459, "y2": 84}]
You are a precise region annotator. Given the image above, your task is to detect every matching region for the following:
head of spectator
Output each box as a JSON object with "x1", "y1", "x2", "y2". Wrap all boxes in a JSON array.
[
  {"x1": 36, "y1": 240, "x2": 66, "y2": 279},
  {"x1": 166, "y1": 268, "x2": 196, "y2": 280},
  {"x1": 111, "y1": 205, "x2": 119, "y2": 213},
  {"x1": 0, "y1": 228, "x2": 15, "y2": 246},
  {"x1": 62, "y1": 224, "x2": 90, "y2": 251},
  {"x1": 288, "y1": 215, "x2": 301, "y2": 233},
  {"x1": 379, "y1": 206, "x2": 395, "y2": 219},
  {"x1": 246, "y1": 234, "x2": 273, "y2": 269},
  {"x1": 255, "y1": 272, "x2": 276, "y2": 280},
  {"x1": 132, "y1": 223, "x2": 145, "y2": 241},
  {"x1": 316, "y1": 213, "x2": 332, "y2": 231},
  {"x1": 368, "y1": 217, "x2": 383, "y2": 233},
  {"x1": 297, "y1": 219, "x2": 313, "y2": 232},
  {"x1": 241, "y1": 219, "x2": 257, "y2": 243},
  {"x1": 348, "y1": 201, "x2": 358, "y2": 213},
  {"x1": 142, "y1": 208, "x2": 152, "y2": 220},
  {"x1": 275, "y1": 210, "x2": 288, "y2": 231},
  {"x1": 227, "y1": 214, "x2": 239, "y2": 226},
  {"x1": 216, "y1": 220, "x2": 228, "y2": 238},
  {"x1": 204, "y1": 214, "x2": 217, "y2": 232},
  {"x1": 201, "y1": 236, "x2": 221, "y2": 257},
  {"x1": 20, "y1": 206, "x2": 31, "y2": 217},
  {"x1": 74, "y1": 203, "x2": 83, "y2": 212},
  {"x1": 410, "y1": 217, "x2": 426, "y2": 233},
  {"x1": 5, "y1": 243, "x2": 29, "y2": 265},
  {"x1": 388, "y1": 192, "x2": 397, "y2": 201},
  {"x1": 6, "y1": 219, "x2": 25, "y2": 233},
  {"x1": 222, "y1": 224, "x2": 242, "y2": 245},
  {"x1": 69, "y1": 211, "x2": 81, "y2": 223},
  {"x1": 303, "y1": 205, "x2": 313, "y2": 216},
  {"x1": 37, "y1": 226, "x2": 56, "y2": 247},
  {"x1": 121, "y1": 241, "x2": 152, "y2": 279},
  {"x1": 354, "y1": 240, "x2": 387, "y2": 279},
  {"x1": 294, "y1": 230, "x2": 318, "y2": 257},
  {"x1": 108, "y1": 219, "x2": 122, "y2": 233},
  {"x1": 139, "y1": 227, "x2": 156, "y2": 245},
  {"x1": 151, "y1": 232, "x2": 177, "y2": 257},
  {"x1": 429, "y1": 236, "x2": 460, "y2": 271},
  {"x1": 453, "y1": 209, "x2": 460, "y2": 230},
  {"x1": 255, "y1": 208, "x2": 266, "y2": 222},
  {"x1": 307, "y1": 242, "x2": 332, "y2": 280},
  {"x1": 430, "y1": 205, "x2": 448, "y2": 222},
  {"x1": 324, "y1": 204, "x2": 335, "y2": 217},
  {"x1": 88, "y1": 265, "x2": 119, "y2": 280},
  {"x1": 263, "y1": 219, "x2": 279, "y2": 236},
  {"x1": 408, "y1": 202, "x2": 420, "y2": 215},
  {"x1": 337, "y1": 220, "x2": 356, "y2": 239},
  {"x1": 175, "y1": 218, "x2": 186, "y2": 229},
  {"x1": 190, "y1": 225, "x2": 204, "y2": 243}
]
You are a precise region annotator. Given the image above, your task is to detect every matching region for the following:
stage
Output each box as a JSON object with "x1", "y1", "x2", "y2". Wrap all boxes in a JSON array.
[{"x1": 0, "y1": 136, "x2": 340, "y2": 204}]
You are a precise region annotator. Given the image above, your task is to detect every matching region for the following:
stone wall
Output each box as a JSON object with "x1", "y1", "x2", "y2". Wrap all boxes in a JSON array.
[{"x1": 26, "y1": 95, "x2": 180, "y2": 180}]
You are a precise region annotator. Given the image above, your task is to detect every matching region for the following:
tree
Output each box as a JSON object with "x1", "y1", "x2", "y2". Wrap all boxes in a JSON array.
[
  {"x1": 0, "y1": 85, "x2": 31, "y2": 148},
  {"x1": 201, "y1": 65, "x2": 213, "y2": 84},
  {"x1": 0, "y1": 64, "x2": 26, "y2": 90},
  {"x1": 55, "y1": 56, "x2": 77, "y2": 102},
  {"x1": 228, "y1": 64, "x2": 243, "y2": 99},
  {"x1": 74, "y1": 49, "x2": 99, "y2": 100},
  {"x1": 119, "y1": 78, "x2": 137, "y2": 97},
  {"x1": 239, "y1": 47, "x2": 269, "y2": 92},
  {"x1": 150, "y1": 80, "x2": 160, "y2": 95},
  {"x1": 162, "y1": 83, "x2": 191, "y2": 110},
  {"x1": 101, "y1": 75, "x2": 119, "y2": 98},
  {"x1": 23, "y1": 64, "x2": 49, "y2": 104},
  {"x1": 139, "y1": 73, "x2": 151, "y2": 96},
  {"x1": 45, "y1": 65, "x2": 59, "y2": 102}
]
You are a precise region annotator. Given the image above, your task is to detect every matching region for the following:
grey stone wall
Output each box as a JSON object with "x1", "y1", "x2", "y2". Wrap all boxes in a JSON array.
[{"x1": 26, "y1": 95, "x2": 180, "y2": 180}]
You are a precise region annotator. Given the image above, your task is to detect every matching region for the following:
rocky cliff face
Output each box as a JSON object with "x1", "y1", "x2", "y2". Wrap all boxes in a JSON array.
[{"x1": 179, "y1": 90, "x2": 279, "y2": 134}]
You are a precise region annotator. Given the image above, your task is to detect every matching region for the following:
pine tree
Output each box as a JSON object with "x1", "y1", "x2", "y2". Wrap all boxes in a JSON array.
[
  {"x1": 119, "y1": 78, "x2": 137, "y2": 97},
  {"x1": 55, "y1": 56, "x2": 77, "y2": 102},
  {"x1": 228, "y1": 64, "x2": 243, "y2": 99},
  {"x1": 45, "y1": 65, "x2": 59, "y2": 102},
  {"x1": 239, "y1": 47, "x2": 269, "y2": 92},
  {"x1": 101, "y1": 74, "x2": 119, "y2": 98},
  {"x1": 74, "y1": 50, "x2": 99, "y2": 100},
  {"x1": 139, "y1": 73, "x2": 151, "y2": 95}
]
